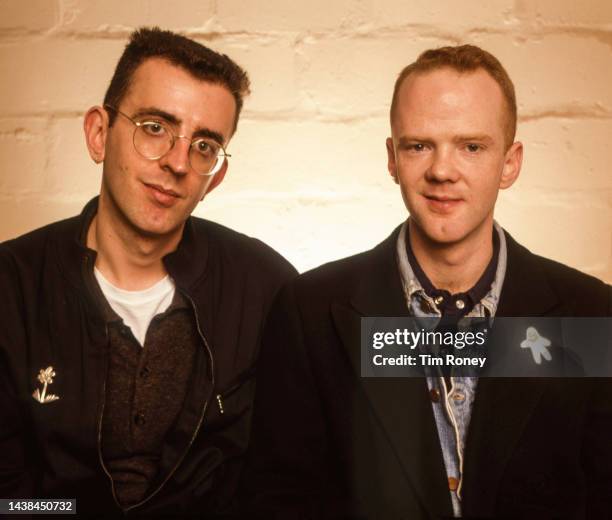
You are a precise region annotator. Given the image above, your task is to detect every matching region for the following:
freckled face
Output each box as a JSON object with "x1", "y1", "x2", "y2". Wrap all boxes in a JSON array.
[
  {"x1": 100, "y1": 58, "x2": 236, "y2": 240},
  {"x1": 387, "y1": 67, "x2": 518, "y2": 246}
]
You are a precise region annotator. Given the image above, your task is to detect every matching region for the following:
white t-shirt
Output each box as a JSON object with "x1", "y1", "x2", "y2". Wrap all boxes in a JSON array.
[{"x1": 94, "y1": 268, "x2": 176, "y2": 347}]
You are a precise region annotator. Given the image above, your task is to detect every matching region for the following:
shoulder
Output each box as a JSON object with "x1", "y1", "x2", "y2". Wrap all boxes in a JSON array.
[
  {"x1": 290, "y1": 226, "x2": 400, "y2": 303},
  {"x1": 189, "y1": 216, "x2": 297, "y2": 281},
  {"x1": 534, "y1": 253, "x2": 610, "y2": 312},
  {"x1": 0, "y1": 216, "x2": 79, "y2": 273},
  {"x1": 294, "y1": 250, "x2": 374, "y2": 297},
  {"x1": 504, "y1": 232, "x2": 611, "y2": 316}
]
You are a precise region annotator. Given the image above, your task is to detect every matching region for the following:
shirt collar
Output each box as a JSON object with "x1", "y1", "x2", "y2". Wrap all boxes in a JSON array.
[{"x1": 396, "y1": 220, "x2": 507, "y2": 317}]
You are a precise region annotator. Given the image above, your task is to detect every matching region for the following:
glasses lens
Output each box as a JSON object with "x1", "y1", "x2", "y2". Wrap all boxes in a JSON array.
[
  {"x1": 190, "y1": 138, "x2": 224, "y2": 176},
  {"x1": 133, "y1": 122, "x2": 172, "y2": 159}
]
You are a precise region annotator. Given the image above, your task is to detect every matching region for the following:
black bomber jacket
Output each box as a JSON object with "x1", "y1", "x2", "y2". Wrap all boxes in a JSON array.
[{"x1": 0, "y1": 198, "x2": 296, "y2": 517}]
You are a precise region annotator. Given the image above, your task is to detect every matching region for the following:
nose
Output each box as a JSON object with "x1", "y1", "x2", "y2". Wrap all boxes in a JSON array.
[
  {"x1": 426, "y1": 146, "x2": 459, "y2": 183},
  {"x1": 159, "y1": 136, "x2": 191, "y2": 176}
]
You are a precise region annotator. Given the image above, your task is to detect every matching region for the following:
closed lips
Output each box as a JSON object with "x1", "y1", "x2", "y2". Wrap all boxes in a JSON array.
[
  {"x1": 145, "y1": 183, "x2": 181, "y2": 198},
  {"x1": 424, "y1": 194, "x2": 462, "y2": 202}
]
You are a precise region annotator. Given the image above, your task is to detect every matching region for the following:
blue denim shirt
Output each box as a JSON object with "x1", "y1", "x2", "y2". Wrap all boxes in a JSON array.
[{"x1": 395, "y1": 221, "x2": 507, "y2": 517}]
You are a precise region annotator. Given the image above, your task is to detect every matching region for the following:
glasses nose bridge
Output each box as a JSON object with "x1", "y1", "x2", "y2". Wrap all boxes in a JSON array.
[
  {"x1": 162, "y1": 131, "x2": 193, "y2": 174},
  {"x1": 167, "y1": 131, "x2": 193, "y2": 150}
]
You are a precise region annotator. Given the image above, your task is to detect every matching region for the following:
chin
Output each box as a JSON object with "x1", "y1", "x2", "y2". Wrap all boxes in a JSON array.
[
  {"x1": 131, "y1": 217, "x2": 183, "y2": 239},
  {"x1": 411, "y1": 215, "x2": 473, "y2": 246}
]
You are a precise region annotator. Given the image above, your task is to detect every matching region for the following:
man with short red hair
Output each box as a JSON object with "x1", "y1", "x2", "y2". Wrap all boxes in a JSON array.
[{"x1": 245, "y1": 45, "x2": 612, "y2": 518}]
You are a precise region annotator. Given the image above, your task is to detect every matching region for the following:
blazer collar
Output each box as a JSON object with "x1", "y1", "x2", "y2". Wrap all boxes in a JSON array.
[{"x1": 348, "y1": 224, "x2": 410, "y2": 318}]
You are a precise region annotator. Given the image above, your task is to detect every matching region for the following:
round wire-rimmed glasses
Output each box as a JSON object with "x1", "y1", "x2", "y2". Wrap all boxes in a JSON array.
[{"x1": 104, "y1": 105, "x2": 230, "y2": 176}]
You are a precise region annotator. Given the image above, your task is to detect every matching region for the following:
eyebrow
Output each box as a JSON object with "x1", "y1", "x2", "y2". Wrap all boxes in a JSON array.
[
  {"x1": 452, "y1": 134, "x2": 494, "y2": 145},
  {"x1": 396, "y1": 134, "x2": 495, "y2": 146},
  {"x1": 397, "y1": 136, "x2": 432, "y2": 147},
  {"x1": 131, "y1": 106, "x2": 226, "y2": 146}
]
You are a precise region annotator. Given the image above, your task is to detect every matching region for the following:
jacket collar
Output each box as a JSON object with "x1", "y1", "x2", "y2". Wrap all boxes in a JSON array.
[
  {"x1": 54, "y1": 196, "x2": 209, "y2": 294},
  {"x1": 348, "y1": 224, "x2": 409, "y2": 318}
]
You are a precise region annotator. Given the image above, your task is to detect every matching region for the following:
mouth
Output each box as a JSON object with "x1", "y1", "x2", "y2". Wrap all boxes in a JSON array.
[
  {"x1": 423, "y1": 194, "x2": 463, "y2": 213},
  {"x1": 143, "y1": 182, "x2": 182, "y2": 207}
]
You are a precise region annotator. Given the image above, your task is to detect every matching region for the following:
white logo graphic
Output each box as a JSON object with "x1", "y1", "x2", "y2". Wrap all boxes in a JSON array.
[{"x1": 520, "y1": 327, "x2": 552, "y2": 365}]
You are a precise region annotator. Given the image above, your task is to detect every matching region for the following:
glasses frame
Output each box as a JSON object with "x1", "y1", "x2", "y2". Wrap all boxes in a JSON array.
[{"x1": 104, "y1": 104, "x2": 230, "y2": 177}]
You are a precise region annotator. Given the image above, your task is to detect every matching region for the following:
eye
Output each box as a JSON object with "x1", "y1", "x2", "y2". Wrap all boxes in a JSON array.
[
  {"x1": 141, "y1": 121, "x2": 167, "y2": 137},
  {"x1": 193, "y1": 139, "x2": 219, "y2": 157},
  {"x1": 465, "y1": 143, "x2": 481, "y2": 153},
  {"x1": 401, "y1": 143, "x2": 428, "y2": 153}
]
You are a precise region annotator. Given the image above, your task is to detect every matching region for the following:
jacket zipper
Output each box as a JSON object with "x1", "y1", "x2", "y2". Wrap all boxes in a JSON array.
[
  {"x1": 97, "y1": 323, "x2": 123, "y2": 511},
  {"x1": 122, "y1": 290, "x2": 215, "y2": 513}
]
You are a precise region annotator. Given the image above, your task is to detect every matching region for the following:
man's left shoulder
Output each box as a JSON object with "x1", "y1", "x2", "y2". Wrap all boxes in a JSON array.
[
  {"x1": 507, "y1": 233, "x2": 611, "y2": 314},
  {"x1": 190, "y1": 216, "x2": 297, "y2": 280},
  {"x1": 538, "y1": 254, "x2": 610, "y2": 312}
]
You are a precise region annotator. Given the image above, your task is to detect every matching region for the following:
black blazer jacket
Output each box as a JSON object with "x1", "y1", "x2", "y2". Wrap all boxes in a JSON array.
[{"x1": 245, "y1": 225, "x2": 612, "y2": 519}]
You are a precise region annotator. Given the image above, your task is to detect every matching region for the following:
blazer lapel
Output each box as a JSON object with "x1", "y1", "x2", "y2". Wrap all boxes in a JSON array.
[
  {"x1": 331, "y1": 230, "x2": 453, "y2": 518},
  {"x1": 462, "y1": 231, "x2": 562, "y2": 516}
]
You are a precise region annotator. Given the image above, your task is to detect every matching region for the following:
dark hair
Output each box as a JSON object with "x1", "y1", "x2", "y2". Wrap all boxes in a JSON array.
[
  {"x1": 390, "y1": 44, "x2": 517, "y2": 148},
  {"x1": 103, "y1": 27, "x2": 250, "y2": 134}
]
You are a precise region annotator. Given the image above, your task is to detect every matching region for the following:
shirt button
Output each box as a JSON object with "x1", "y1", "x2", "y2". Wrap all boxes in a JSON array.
[
  {"x1": 434, "y1": 296, "x2": 444, "y2": 305},
  {"x1": 448, "y1": 476, "x2": 459, "y2": 491},
  {"x1": 429, "y1": 388, "x2": 441, "y2": 403},
  {"x1": 452, "y1": 392, "x2": 465, "y2": 402},
  {"x1": 134, "y1": 412, "x2": 146, "y2": 426},
  {"x1": 455, "y1": 299, "x2": 465, "y2": 310}
]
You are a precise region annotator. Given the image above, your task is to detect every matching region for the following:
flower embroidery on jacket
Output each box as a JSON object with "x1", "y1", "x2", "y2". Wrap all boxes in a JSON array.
[{"x1": 32, "y1": 366, "x2": 60, "y2": 403}]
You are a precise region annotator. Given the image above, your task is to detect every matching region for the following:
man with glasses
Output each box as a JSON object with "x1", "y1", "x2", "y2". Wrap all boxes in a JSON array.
[{"x1": 0, "y1": 27, "x2": 295, "y2": 517}]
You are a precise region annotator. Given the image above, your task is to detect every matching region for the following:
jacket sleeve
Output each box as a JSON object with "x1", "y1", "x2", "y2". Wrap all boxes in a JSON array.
[
  {"x1": 0, "y1": 246, "x2": 36, "y2": 499},
  {"x1": 0, "y1": 355, "x2": 35, "y2": 499},
  {"x1": 240, "y1": 281, "x2": 344, "y2": 519}
]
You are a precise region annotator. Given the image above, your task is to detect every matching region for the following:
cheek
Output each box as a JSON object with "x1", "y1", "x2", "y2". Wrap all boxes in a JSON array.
[
  {"x1": 183, "y1": 177, "x2": 211, "y2": 206},
  {"x1": 397, "y1": 168, "x2": 423, "y2": 199}
]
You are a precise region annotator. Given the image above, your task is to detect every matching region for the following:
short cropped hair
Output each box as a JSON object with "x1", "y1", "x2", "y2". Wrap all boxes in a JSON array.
[
  {"x1": 103, "y1": 27, "x2": 250, "y2": 134},
  {"x1": 390, "y1": 44, "x2": 517, "y2": 148}
]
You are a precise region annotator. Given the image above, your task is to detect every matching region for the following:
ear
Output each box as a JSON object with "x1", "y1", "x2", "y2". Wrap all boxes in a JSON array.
[
  {"x1": 386, "y1": 137, "x2": 399, "y2": 184},
  {"x1": 499, "y1": 141, "x2": 523, "y2": 190},
  {"x1": 84, "y1": 106, "x2": 109, "y2": 164},
  {"x1": 200, "y1": 158, "x2": 228, "y2": 201}
]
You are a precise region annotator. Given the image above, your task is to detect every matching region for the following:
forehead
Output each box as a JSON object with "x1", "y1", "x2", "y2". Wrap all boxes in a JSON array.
[
  {"x1": 393, "y1": 67, "x2": 507, "y2": 137},
  {"x1": 120, "y1": 57, "x2": 236, "y2": 138}
]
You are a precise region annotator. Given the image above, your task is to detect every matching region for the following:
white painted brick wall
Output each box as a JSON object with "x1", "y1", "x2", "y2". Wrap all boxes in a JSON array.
[{"x1": 0, "y1": 0, "x2": 610, "y2": 281}]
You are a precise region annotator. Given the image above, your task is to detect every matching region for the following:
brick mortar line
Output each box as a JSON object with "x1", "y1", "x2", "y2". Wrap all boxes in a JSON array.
[{"x1": 0, "y1": 24, "x2": 611, "y2": 44}]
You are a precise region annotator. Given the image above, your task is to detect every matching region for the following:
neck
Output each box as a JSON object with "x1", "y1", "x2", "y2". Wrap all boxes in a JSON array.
[
  {"x1": 409, "y1": 219, "x2": 494, "y2": 294},
  {"x1": 87, "y1": 196, "x2": 182, "y2": 291}
]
